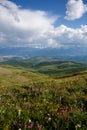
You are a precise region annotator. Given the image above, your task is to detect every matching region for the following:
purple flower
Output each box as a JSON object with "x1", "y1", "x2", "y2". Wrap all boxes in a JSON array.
[
  {"x1": 18, "y1": 123, "x2": 22, "y2": 128},
  {"x1": 69, "y1": 107, "x2": 72, "y2": 112},
  {"x1": 28, "y1": 124, "x2": 33, "y2": 129},
  {"x1": 28, "y1": 103, "x2": 31, "y2": 109},
  {"x1": 66, "y1": 115, "x2": 70, "y2": 121},
  {"x1": 61, "y1": 111, "x2": 64, "y2": 116}
]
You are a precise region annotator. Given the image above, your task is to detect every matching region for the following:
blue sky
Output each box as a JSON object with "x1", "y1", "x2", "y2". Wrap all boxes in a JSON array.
[
  {"x1": 9, "y1": 0, "x2": 87, "y2": 28},
  {"x1": 11, "y1": 0, "x2": 66, "y2": 13},
  {"x1": 10, "y1": 0, "x2": 87, "y2": 27},
  {"x1": 0, "y1": 0, "x2": 87, "y2": 49}
]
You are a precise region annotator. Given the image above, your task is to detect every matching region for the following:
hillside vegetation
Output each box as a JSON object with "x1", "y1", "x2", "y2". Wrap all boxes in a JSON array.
[
  {"x1": 1, "y1": 57, "x2": 87, "y2": 77},
  {"x1": 0, "y1": 58, "x2": 87, "y2": 130}
]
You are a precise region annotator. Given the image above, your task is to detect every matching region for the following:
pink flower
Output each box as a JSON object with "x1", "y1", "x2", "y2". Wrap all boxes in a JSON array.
[
  {"x1": 28, "y1": 124, "x2": 33, "y2": 129},
  {"x1": 24, "y1": 124, "x2": 27, "y2": 128},
  {"x1": 37, "y1": 124, "x2": 42, "y2": 130}
]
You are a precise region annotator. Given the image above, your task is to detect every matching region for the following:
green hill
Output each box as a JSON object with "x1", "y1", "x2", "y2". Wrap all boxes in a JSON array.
[
  {"x1": 0, "y1": 63, "x2": 87, "y2": 130},
  {"x1": 1, "y1": 57, "x2": 87, "y2": 78}
]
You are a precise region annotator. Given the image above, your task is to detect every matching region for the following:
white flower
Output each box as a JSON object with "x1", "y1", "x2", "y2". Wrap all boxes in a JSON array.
[
  {"x1": 19, "y1": 128, "x2": 21, "y2": 130},
  {"x1": 29, "y1": 119, "x2": 32, "y2": 123},
  {"x1": 48, "y1": 117, "x2": 51, "y2": 121},
  {"x1": 77, "y1": 124, "x2": 81, "y2": 128}
]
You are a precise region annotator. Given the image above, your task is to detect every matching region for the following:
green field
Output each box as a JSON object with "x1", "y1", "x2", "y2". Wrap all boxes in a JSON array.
[
  {"x1": 0, "y1": 58, "x2": 87, "y2": 130},
  {"x1": 1, "y1": 57, "x2": 87, "y2": 78}
]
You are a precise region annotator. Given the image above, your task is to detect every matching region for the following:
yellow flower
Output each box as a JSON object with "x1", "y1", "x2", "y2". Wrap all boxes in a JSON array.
[{"x1": 18, "y1": 109, "x2": 21, "y2": 116}]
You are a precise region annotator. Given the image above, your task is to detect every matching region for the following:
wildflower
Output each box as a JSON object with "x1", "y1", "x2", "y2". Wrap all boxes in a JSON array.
[
  {"x1": 77, "y1": 124, "x2": 81, "y2": 128},
  {"x1": 29, "y1": 119, "x2": 32, "y2": 123},
  {"x1": 18, "y1": 109, "x2": 21, "y2": 116},
  {"x1": 61, "y1": 111, "x2": 64, "y2": 116},
  {"x1": 66, "y1": 115, "x2": 70, "y2": 121},
  {"x1": 43, "y1": 98, "x2": 46, "y2": 102},
  {"x1": 37, "y1": 123, "x2": 42, "y2": 130},
  {"x1": 47, "y1": 113, "x2": 50, "y2": 116},
  {"x1": 75, "y1": 124, "x2": 81, "y2": 130},
  {"x1": 48, "y1": 117, "x2": 51, "y2": 121},
  {"x1": 75, "y1": 125, "x2": 77, "y2": 130},
  {"x1": 68, "y1": 106, "x2": 72, "y2": 112},
  {"x1": 18, "y1": 128, "x2": 21, "y2": 130},
  {"x1": 18, "y1": 123, "x2": 22, "y2": 128},
  {"x1": 28, "y1": 103, "x2": 31, "y2": 109},
  {"x1": 24, "y1": 124, "x2": 27, "y2": 128},
  {"x1": 24, "y1": 97, "x2": 26, "y2": 101},
  {"x1": 28, "y1": 124, "x2": 33, "y2": 129}
]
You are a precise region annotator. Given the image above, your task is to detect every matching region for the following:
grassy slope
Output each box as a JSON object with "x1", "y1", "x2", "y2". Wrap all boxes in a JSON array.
[
  {"x1": 0, "y1": 63, "x2": 87, "y2": 130},
  {"x1": 1, "y1": 63, "x2": 87, "y2": 99},
  {"x1": 0, "y1": 66, "x2": 51, "y2": 87},
  {"x1": 1, "y1": 58, "x2": 87, "y2": 78}
]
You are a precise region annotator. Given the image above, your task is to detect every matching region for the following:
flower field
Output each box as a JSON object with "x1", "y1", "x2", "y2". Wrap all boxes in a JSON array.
[{"x1": 0, "y1": 73, "x2": 87, "y2": 130}]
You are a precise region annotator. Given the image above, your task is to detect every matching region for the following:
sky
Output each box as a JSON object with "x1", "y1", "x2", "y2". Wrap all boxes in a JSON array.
[{"x1": 0, "y1": 0, "x2": 87, "y2": 49}]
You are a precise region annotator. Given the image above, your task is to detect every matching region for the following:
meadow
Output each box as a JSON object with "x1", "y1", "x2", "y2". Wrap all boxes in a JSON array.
[{"x1": 0, "y1": 58, "x2": 87, "y2": 130}]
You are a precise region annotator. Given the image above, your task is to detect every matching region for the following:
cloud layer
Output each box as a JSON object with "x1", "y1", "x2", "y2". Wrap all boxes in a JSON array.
[
  {"x1": 0, "y1": 0, "x2": 87, "y2": 49},
  {"x1": 65, "y1": 0, "x2": 87, "y2": 20}
]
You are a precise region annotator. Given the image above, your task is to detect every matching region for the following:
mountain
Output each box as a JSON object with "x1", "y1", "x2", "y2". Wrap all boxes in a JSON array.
[{"x1": 0, "y1": 46, "x2": 87, "y2": 57}]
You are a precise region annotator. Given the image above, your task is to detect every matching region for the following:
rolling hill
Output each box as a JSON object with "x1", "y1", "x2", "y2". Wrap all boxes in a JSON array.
[
  {"x1": 0, "y1": 57, "x2": 87, "y2": 78},
  {"x1": 0, "y1": 58, "x2": 87, "y2": 130}
]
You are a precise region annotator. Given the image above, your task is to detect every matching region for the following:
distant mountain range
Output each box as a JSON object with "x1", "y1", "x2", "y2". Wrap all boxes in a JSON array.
[{"x1": 0, "y1": 47, "x2": 87, "y2": 62}]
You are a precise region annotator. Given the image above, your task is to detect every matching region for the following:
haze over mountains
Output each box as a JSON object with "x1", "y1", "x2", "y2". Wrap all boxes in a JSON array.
[
  {"x1": 0, "y1": 46, "x2": 87, "y2": 56},
  {"x1": 0, "y1": 47, "x2": 87, "y2": 63}
]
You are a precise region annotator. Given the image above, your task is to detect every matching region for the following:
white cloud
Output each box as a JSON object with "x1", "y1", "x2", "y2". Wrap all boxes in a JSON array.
[
  {"x1": 65, "y1": 0, "x2": 87, "y2": 20},
  {"x1": 0, "y1": 0, "x2": 57, "y2": 47},
  {"x1": 0, "y1": 0, "x2": 87, "y2": 49}
]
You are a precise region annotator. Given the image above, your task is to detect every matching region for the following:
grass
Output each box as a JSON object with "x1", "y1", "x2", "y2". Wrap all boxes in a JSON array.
[
  {"x1": 1, "y1": 58, "x2": 87, "y2": 78},
  {"x1": 0, "y1": 59, "x2": 87, "y2": 130}
]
